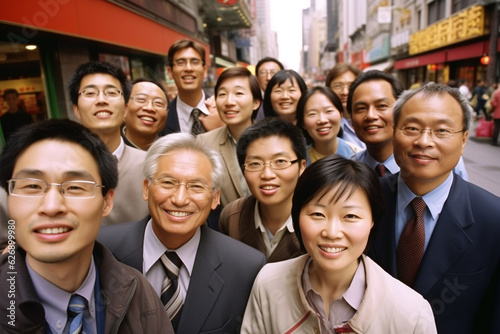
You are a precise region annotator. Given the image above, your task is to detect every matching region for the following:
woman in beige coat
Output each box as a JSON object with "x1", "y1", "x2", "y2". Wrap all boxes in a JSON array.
[{"x1": 241, "y1": 155, "x2": 437, "y2": 333}]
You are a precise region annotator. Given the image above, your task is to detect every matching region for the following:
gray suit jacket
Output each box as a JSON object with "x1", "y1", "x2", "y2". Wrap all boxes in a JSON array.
[
  {"x1": 197, "y1": 126, "x2": 249, "y2": 207},
  {"x1": 98, "y1": 219, "x2": 266, "y2": 334},
  {"x1": 101, "y1": 144, "x2": 149, "y2": 226}
]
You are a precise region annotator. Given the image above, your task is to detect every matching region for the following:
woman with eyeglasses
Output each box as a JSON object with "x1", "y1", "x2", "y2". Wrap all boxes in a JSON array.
[
  {"x1": 196, "y1": 67, "x2": 261, "y2": 210},
  {"x1": 325, "y1": 63, "x2": 365, "y2": 150},
  {"x1": 263, "y1": 70, "x2": 307, "y2": 125},
  {"x1": 297, "y1": 86, "x2": 356, "y2": 166},
  {"x1": 241, "y1": 155, "x2": 437, "y2": 334},
  {"x1": 219, "y1": 118, "x2": 307, "y2": 262}
]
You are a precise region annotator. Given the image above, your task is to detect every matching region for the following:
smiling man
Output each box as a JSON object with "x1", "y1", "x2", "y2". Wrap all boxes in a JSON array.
[
  {"x1": 368, "y1": 83, "x2": 500, "y2": 334},
  {"x1": 162, "y1": 39, "x2": 223, "y2": 135},
  {"x1": 68, "y1": 61, "x2": 149, "y2": 226},
  {"x1": 98, "y1": 133, "x2": 266, "y2": 333},
  {"x1": 0, "y1": 119, "x2": 173, "y2": 333}
]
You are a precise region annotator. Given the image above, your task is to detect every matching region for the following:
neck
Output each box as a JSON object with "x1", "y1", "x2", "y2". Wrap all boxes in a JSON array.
[
  {"x1": 313, "y1": 138, "x2": 338, "y2": 156},
  {"x1": 26, "y1": 249, "x2": 93, "y2": 293},
  {"x1": 308, "y1": 257, "x2": 359, "y2": 302},
  {"x1": 178, "y1": 90, "x2": 203, "y2": 108},
  {"x1": 227, "y1": 120, "x2": 252, "y2": 141},
  {"x1": 258, "y1": 201, "x2": 291, "y2": 235},
  {"x1": 124, "y1": 127, "x2": 155, "y2": 151},
  {"x1": 403, "y1": 172, "x2": 451, "y2": 196},
  {"x1": 366, "y1": 141, "x2": 393, "y2": 163},
  {"x1": 94, "y1": 129, "x2": 121, "y2": 152}
]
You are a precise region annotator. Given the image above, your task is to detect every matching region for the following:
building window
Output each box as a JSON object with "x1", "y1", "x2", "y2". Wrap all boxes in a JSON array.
[
  {"x1": 428, "y1": 0, "x2": 446, "y2": 25},
  {"x1": 451, "y1": 0, "x2": 476, "y2": 14}
]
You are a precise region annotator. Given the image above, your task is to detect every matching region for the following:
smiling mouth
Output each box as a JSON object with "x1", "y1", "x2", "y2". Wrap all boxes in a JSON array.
[
  {"x1": 261, "y1": 185, "x2": 278, "y2": 190},
  {"x1": 167, "y1": 211, "x2": 191, "y2": 217},
  {"x1": 95, "y1": 111, "x2": 112, "y2": 117},
  {"x1": 139, "y1": 116, "x2": 155, "y2": 122},
  {"x1": 36, "y1": 227, "x2": 71, "y2": 234},
  {"x1": 319, "y1": 246, "x2": 346, "y2": 253}
]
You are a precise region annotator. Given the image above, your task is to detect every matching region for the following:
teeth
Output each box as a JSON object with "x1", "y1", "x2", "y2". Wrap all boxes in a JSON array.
[
  {"x1": 38, "y1": 227, "x2": 69, "y2": 234},
  {"x1": 317, "y1": 127, "x2": 330, "y2": 132},
  {"x1": 320, "y1": 246, "x2": 346, "y2": 254},
  {"x1": 366, "y1": 126, "x2": 378, "y2": 130},
  {"x1": 168, "y1": 211, "x2": 190, "y2": 217},
  {"x1": 262, "y1": 186, "x2": 278, "y2": 190},
  {"x1": 140, "y1": 116, "x2": 155, "y2": 122},
  {"x1": 225, "y1": 111, "x2": 238, "y2": 114},
  {"x1": 96, "y1": 111, "x2": 111, "y2": 116},
  {"x1": 183, "y1": 76, "x2": 195, "y2": 80},
  {"x1": 414, "y1": 155, "x2": 432, "y2": 160}
]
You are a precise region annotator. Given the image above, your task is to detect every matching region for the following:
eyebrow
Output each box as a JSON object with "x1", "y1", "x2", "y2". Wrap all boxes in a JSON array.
[
  {"x1": 13, "y1": 169, "x2": 97, "y2": 181},
  {"x1": 80, "y1": 84, "x2": 120, "y2": 90},
  {"x1": 246, "y1": 151, "x2": 294, "y2": 160},
  {"x1": 402, "y1": 115, "x2": 456, "y2": 126}
]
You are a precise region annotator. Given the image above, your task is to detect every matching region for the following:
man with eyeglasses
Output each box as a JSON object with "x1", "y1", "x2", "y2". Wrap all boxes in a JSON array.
[
  {"x1": 367, "y1": 83, "x2": 500, "y2": 334},
  {"x1": 219, "y1": 118, "x2": 307, "y2": 262},
  {"x1": 161, "y1": 39, "x2": 223, "y2": 136},
  {"x1": 68, "y1": 61, "x2": 149, "y2": 226},
  {"x1": 253, "y1": 57, "x2": 284, "y2": 121},
  {"x1": 98, "y1": 133, "x2": 266, "y2": 333},
  {"x1": 123, "y1": 78, "x2": 169, "y2": 151},
  {"x1": 0, "y1": 119, "x2": 173, "y2": 333}
]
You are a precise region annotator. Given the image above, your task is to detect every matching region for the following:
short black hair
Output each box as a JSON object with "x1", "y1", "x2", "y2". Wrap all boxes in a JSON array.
[
  {"x1": 0, "y1": 119, "x2": 118, "y2": 195},
  {"x1": 237, "y1": 117, "x2": 307, "y2": 169},
  {"x1": 263, "y1": 70, "x2": 308, "y2": 118},
  {"x1": 255, "y1": 57, "x2": 284, "y2": 74},
  {"x1": 131, "y1": 77, "x2": 168, "y2": 102},
  {"x1": 292, "y1": 155, "x2": 385, "y2": 252},
  {"x1": 296, "y1": 86, "x2": 344, "y2": 144},
  {"x1": 346, "y1": 70, "x2": 404, "y2": 115},
  {"x1": 67, "y1": 61, "x2": 130, "y2": 105}
]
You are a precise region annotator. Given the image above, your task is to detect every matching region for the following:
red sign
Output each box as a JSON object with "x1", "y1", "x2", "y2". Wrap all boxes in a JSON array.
[{"x1": 217, "y1": 0, "x2": 238, "y2": 5}]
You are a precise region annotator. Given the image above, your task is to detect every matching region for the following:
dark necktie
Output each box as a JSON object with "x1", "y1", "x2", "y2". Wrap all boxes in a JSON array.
[
  {"x1": 160, "y1": 251, "x2": 183, "y2": 328},
  {"x1": 191, "y1": 108, "x2": 205, "y2": 135},
  {"x1": 376, "y1": 163, "x2": 386, "y2": 177},
  {"x1": 68, "y1": 294, "x2": 86, "y2": 334},
  {"x1": 397, "y1": 197, "x2": 426, "y2": 287}
]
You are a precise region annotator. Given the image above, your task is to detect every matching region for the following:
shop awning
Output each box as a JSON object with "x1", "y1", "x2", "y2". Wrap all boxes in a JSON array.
[{"x1": 363, "y1": 59, "x2": 394, "y2": 72}]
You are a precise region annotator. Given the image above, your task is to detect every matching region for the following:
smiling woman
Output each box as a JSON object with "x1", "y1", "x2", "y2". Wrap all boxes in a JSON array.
[{"x1": 241, "y1": 155, "x2": 437, "y2": 334}]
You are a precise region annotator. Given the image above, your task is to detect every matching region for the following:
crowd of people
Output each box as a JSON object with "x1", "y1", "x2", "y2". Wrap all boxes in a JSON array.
[{"x1": 0, "y1": 38, "x2": 500, "y2": 334}]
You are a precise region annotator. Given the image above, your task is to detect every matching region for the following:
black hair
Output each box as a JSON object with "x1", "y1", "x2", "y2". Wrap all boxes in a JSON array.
[
  {"x1": 263, "y1": 70, "x2": 307, "y2": 118},
  {"x1": 67, "y1": 61, "x2": 130, "y2": 105},
  {"x1": 255, "y1": 57, "x2": 284, "y2": 74},
  {"x1": 131, "y1": 77, "x2": 168, "y2": 102},
  {"x1": 237, "y1": 117, "x2": 307, "y2": 169},
  {"x1": 0, "y1": 119, "x2": 118, "y2": 195}
]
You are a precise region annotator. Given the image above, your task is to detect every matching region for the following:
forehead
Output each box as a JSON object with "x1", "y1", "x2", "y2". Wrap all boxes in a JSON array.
[
  {"x1": 400, "y1": 93, "x2": 464, "y2": 125},
  {"x1": 274, "y1": 77, "x2": 298, "y2": 89},
  {"x1": 13, "y1": 139, "x2": 100, "y2": 180},
  {"x1": 259, "y1": 61, "x2": 281, "y2": 70},
  {"x1": 156, "y1": 149, "x2": 213, "y2": 180},
  {"x1": 219, "y1": 76, "x2": 250, "y2": 89},
  {"x1": 247, "y1": 135, "x2": 294, "y2": 156},
  {"x1": 353, "y1": 79, "x2": 394, "y2": 101},
  {"x1": 331, "y1": 71, "x2": 357, "y2": 82},
  {"x1": 79, "y1": 73, "x2": 122, "y2": 90},
  {"x1": 173, "y1": 47, "x2": 202, "y2": 59},
  {"x1": 131, "y1": 82, "x2": 166, "y2": 99}
]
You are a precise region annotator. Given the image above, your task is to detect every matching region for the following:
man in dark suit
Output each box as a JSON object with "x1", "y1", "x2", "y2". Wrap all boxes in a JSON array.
[
  {"x1": 161, "y1": 39, "x2": 222, "y2": 135},
  {"x1": 368, "y1": 83, "x2": 500, "y2": 334},
  {"x1": 98, "y1": 132, "x2": 266, "y2": 334}
]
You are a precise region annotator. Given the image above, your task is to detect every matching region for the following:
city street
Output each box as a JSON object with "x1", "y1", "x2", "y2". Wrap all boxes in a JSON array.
[{"x1": 463, "y1": 126, "x2": 500, "y2": 197}]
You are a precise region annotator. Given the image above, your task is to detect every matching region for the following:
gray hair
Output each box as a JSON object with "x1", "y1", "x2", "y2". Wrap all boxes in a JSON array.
[
  {"x1": 143, "y1": 133, "x2": 225, "y2": 189},
  {"x1": 393, "y1": 82, "x2": 473, "y2": 131}
]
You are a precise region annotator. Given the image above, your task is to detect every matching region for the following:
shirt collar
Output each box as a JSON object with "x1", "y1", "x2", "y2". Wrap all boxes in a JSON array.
[
  {"x1": 112, "y1": 136, "x2": 125, "y2": 161},
  {"x1": 177, "y1": 92, "x2": 210, "y2": 116},
  {"x1": 27, "y1": 256, "x2": 96, "y2": 334},
  {"x1": 253, "y1": 201, "x2": 294, "y2": 233},
  {"x1": 143, "y1": 218, "x2": 200, "y2": 276},
  {"x1": 397, "y1": 172, "x2": 454, "y2": 220},
  {"x1": 357, "y1": 151, "x2": 399, "y2": 175}
]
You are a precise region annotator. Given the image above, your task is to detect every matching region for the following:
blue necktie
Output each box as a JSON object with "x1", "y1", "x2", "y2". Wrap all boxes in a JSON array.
[{"x1": 68, "y1": 294, "x2": 86, "y2": 334}]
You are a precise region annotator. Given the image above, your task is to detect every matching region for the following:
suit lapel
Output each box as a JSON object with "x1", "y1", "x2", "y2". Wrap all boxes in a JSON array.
[
  {"x1": 177, "y1": 225, "x2": 224, "y2": 333},
  {"x1": 218, "y1": 128, "x2": 246, "y2": 198},
  {"x1": 113, "y1": 218, "x2": 148, "y2": 271},
  {"x1": 413, "y1": 176, "x2": 474, "y2": 295}
]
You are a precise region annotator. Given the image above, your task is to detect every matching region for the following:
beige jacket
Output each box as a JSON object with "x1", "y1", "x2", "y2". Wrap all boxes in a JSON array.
[
  {"x1": 241, "y1": 254, "x2": 437, "y2": 334},
  {"x1": 197, "y1": 126, "x2": 249, "y2": 207}
]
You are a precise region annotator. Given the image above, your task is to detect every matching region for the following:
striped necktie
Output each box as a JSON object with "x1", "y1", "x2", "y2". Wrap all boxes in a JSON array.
[
  {"x1": 397, "y1": 197, "x2": 426, "y2": 287},
  {"x1": 160, "y1": 251, "x2": 183, "y2": 328},
  {"x1": 191, "y1": 108, "x2": 205, "y2": 135},
  {"x1": 68, "y1": 294, "x2": 86, "y2": 334}
]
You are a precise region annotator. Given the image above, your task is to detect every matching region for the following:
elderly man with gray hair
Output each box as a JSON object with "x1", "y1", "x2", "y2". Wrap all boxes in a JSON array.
[{"x1": 98, "y1": 133, "x2": 266, "y2": 334}]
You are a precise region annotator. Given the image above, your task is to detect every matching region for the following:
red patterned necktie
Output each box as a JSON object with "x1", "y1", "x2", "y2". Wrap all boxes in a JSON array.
[
  {"x1": 376, "y1": 163, "x2": 386, "y2": 177},
  {"x1": 396, "y1": 197, "x2": 426, "y2": 287}
]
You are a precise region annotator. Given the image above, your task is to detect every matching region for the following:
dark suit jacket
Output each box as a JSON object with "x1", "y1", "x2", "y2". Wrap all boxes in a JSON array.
[
  {"x1": 98, "y1": 218, "x2": 266, "y2": 334},
  {"x1": 368, "y1": 173, "x2": 500, "y2": 334},
  {"x1": 161, "y1": 97, "x2": 180, "y2": 136}
]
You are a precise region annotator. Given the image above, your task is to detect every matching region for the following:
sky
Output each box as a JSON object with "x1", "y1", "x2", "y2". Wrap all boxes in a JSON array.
[{"x1": 270, "y1": 0, "x2": 311, "y2": 71}]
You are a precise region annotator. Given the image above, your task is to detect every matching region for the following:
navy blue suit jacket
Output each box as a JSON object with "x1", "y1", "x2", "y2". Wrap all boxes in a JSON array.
[
  {"x1": 160, "y1": 97, "x2": 180, "y2": 136},
  {"x1": 368, "y1": 173, "x2": 500, "y2": 334},
  {"x1": 98, "y1": 218, "x2": 266, "y2": 334}
]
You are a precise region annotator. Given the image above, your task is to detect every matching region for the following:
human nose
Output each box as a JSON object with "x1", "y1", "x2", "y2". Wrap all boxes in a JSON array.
[
  {"x1": 365, "y1": 105, "x2": 378, "y2": 120},
  {"x1": 96, "y1": 90, "x2": 107, "y2": 103},
  {"x1": 142, "y1": 99, "x2": 155, "y2": 110},
  {"x1": 38, "y1": 185, "x2": 68, "y2": 216},
  {"x1": 171, "y1": 183, "x2": 190, "y2": 205},
  {"x1": 323, "y1": 218, "x2": 342, "y2": 239},
  {"x1": 226, "y1": 93, "x2": 235, "y2": 105},
  {"x1": 317, "y1": 112, "x2": 328, "y2": 123},
  {"x1": 260, "y1": 163, "x2": 276, "y2": 179},
  {"x1": 414, "y1": 129, "x2": 435, "y2": 147}
]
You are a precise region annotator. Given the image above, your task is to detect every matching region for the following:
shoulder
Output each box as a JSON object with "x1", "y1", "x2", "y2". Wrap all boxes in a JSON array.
[
  {"x1": 252, "y1": 255, "x2": 308, "y2": 288},
  {"x1": 337, "y1": 138, "x2": 356, "y2": 158},
  {"x1": 123, "y1": 145, "x2": 147, "y2": 159},
  {"x1": 196, "y1": 126, "x2": 226, "y2": 143},
  {"x1": 97, "y1": 219, "x2": 147, "y2": 251}
]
